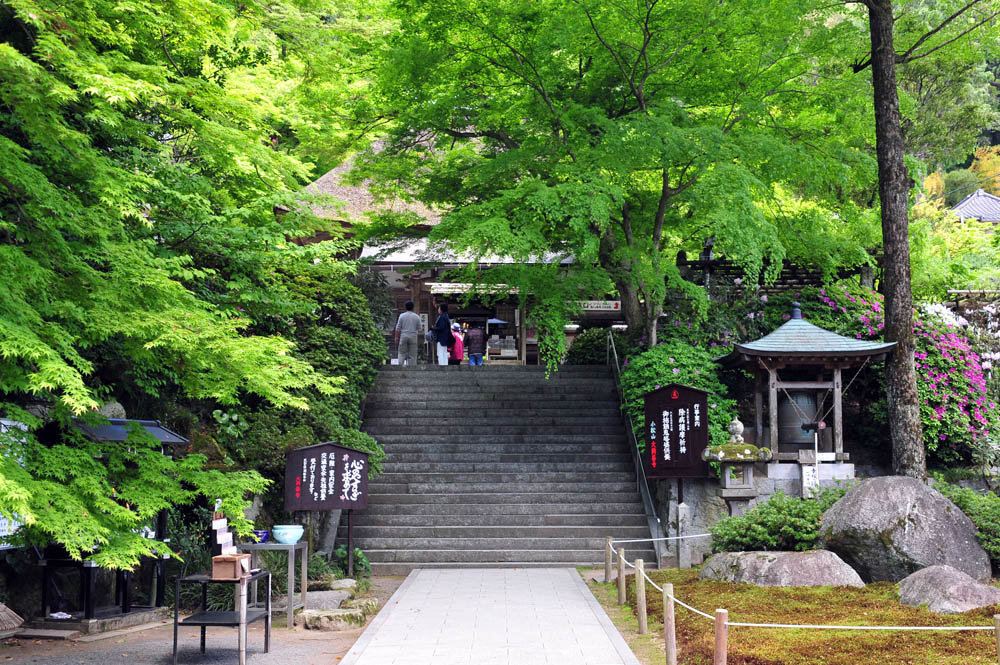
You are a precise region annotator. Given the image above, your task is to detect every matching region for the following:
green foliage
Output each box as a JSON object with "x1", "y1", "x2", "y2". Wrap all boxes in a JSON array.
[
  {"x1": 0, "y1": 421, "x2": 268, "y2": 570},
  {"x1": 620, "y1": 341, "x2": 737, "y2": 450},
  {"x1": 709, "y1": 487, "x2": 848, "y2": 553},
  {"x1": 933, "y1": 480, "x2": 1000, "y2": 568},
  {"x1": 564, "y1": 328, "x2": 627, "y2": 366},
  {"x1": 333, "y1": 545, "x2": 371, "y2": 579},
  {"x1": 355, "y1": 0, "x2": 885, "y2": 355},
  {"x1": 909, "y1": 203, "x2": 1000, "y2": 301},
  {"x1": 943, "y1": 169, "x2": 981, "y2": 207}
]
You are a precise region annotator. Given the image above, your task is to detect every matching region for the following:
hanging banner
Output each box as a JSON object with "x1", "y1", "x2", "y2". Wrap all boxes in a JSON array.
[
  {"x1": 284, "y1": 442, "x2": 369, "y2": 511},
  {"x1": 642, "y1": 384, "x2": 711, "y2": 479}
]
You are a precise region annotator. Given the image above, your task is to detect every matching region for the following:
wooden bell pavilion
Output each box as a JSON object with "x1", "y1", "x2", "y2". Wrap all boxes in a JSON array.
[{"x1": 719, "y1": 302, "x2": 896, "y2": 463}]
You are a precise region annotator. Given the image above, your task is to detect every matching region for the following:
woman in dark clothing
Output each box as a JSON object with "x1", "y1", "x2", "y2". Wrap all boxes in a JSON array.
[
  {"x1": 465, "y1": 322, "x2": 486, "y2": 366},
  {"x1": 431, "y1": 303, "x2": 453, "y2": 366}
]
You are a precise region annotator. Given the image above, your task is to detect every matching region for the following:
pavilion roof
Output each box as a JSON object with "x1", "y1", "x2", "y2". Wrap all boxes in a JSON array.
[
  {"x1": 950, "y1": 188, "x2": 1000, "y2": 223},
  {"x1": 718, "y1": 303, "x2": 896, "y2": 368}
]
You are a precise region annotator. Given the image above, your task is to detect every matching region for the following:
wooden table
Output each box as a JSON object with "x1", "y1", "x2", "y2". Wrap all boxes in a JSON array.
[
  {"x1": 237, "y1": 541, "x2": 307, "y2": 629},
  {"x1": 173, "y1": 570, "x2": 270, "y2": 665}
]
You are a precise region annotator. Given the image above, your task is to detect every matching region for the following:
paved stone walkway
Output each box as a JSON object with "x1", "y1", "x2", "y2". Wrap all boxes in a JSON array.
[{"x1": 340, "y1": 568, "x2": 639, "y2": 665}]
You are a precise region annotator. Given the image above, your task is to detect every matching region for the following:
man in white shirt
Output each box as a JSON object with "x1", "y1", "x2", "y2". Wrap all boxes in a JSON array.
[{"x1": 394, "y1": 301, "x2": 422, "y2": 366}]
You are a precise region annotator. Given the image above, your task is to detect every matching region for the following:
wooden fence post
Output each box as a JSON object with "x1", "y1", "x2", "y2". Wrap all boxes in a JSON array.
[
  {"x1": 636, "y1": 559, "x2": 647, "y2": 634},
  {"x1": 605, "y1": 537, "x2": 613, "y2": 584},
  {"x1": 664, "y1": 583, "x2": 677, "y2": 665},
  {"x1": 994, "y1": 614, "x2": 1000, "y2": 664},
  {"x1": 617, "y1": 548, "x2": 626, "y2": 606},
  {"x1": 713, "y1": 609, "x2": 728, "y2": 665}
]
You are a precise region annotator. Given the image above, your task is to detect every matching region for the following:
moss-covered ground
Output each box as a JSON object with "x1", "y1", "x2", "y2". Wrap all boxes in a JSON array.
[{"x1": 599, "y1": 568, "x2": 999, "y2": 665}]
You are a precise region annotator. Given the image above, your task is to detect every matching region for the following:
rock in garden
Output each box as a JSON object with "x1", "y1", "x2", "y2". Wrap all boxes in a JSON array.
[
  {"x1": 329, "y1": 578, "x2": 358, "y2": 591},
  {"x1": 698, "y1": 550, "x2": 864, "y2": 587},
  {"x1": 821, "y1": 476, "x2": 990, "y2": 583},
  {"x1": 341, "y1": 597, "x2": 379, "y2": 616},
  {"x1": 899, "y1": 565, "x2": 1000, "y2": 614},
  {"x1": 306, "y1": 589, "x2": 352, "y2": 610},
  {"x1": 295, "y1": 608, "x2": 366, "y2": 631}
]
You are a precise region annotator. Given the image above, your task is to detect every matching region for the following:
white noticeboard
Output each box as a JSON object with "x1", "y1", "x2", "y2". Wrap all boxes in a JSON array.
[
  {"x1": 800, "y1": 464, "x2": 820, "y2": 498},
  {"x1": 577, "y1": 300, "x2": 622, "y2": 311}
]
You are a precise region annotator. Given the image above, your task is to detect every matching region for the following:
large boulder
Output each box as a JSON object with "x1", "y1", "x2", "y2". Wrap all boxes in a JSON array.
[
  {"x1": 821, "y1": 476, "x2": 990, "y2": 583},
  {"x1": 698, "y1": 550, "x2": 864, "y2": 587},
  {"x1": 899, "y1": 565, "x2": 1000, "y2": 614}
]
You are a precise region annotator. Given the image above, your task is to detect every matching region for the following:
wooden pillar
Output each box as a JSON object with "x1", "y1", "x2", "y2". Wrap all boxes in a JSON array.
[
  {"x1": 768, "y1": 368, "x2": 779, "y2": 449},
  {"x1": 754, "y1": 371, "x2": 763, "y2": 445},
  {"x1": 833, "y1": 367, "x2": 843, "y2": 456}
]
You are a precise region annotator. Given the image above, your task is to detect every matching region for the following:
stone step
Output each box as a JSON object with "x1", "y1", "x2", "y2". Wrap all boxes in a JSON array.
[
  {"x1": 370, "y1": 435, "x2": 627, "y2": 446},
  {"x1": 365, "y1": 402, "x2": 621, "y2": 418},
  {"x1": 365, "y1": 424, "x2": 624, "y2": 435},
  {"x1": 384, "y1": 450, "x2": 629, "y2": 462},
  {"x1": 366, "y1": 492, "x2": 642, "y2": 505},
  {"x1": 368, "y1": 385, "x2": 618, "y2": 397},
  {"x1": 369, "y1": 481, "x2": 638, "y2": 494},
  {"x1": 349, "y1": 536, "x2": 637, "y2": 550},
  {"x1": 381, "y1": 460, "x2": 633, "y2": 473},
  {"x1": 339, "y1": 526, "x2": 651, "y2": 539},
  {"x1": 363, "y1": 548, "x2": 655, "y2": 564},
  {"x1": 374, "y1": 471, "x2": 634, "y2": 484},
  {"x1": 364, "y1": 415, "x2": 623, "y2": 428},
  {"x1": 358, "y1": 502, "x2": 647, "y2": 515},
  {"x1": 373, "y1": 372, "x2": 613, "y2": 382},
  {"x1": 346, "y1": 513, "x2": 648, "y2": 527}
]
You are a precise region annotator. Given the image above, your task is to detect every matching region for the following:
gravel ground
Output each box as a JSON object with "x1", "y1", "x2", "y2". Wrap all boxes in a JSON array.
[{"x1": 0, "y1": 576, "x2": 404, "y2": 665}]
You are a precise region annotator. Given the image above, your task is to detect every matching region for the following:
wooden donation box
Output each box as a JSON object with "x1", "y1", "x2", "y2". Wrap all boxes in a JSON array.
[
  {"x1": 212, "y1": 554, "x2": 251, "y2": 580},
  {"x1": 643, "y1": 384, "x2": 711, "y2": 479},
  {"x1": 284, "y1": 442, "x2": 369, "y2": 512}
]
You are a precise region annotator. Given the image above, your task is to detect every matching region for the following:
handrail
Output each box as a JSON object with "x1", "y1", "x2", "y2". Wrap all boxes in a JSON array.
[{"x1": 606, "y1": 332, "x2": 667, "y2": 568}]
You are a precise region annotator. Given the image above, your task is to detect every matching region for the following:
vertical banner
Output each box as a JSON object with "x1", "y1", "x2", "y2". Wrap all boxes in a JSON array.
[
  {"x1": 642, "y1": 384, "x2": 711, "y2": 479},
  {"x1": 284, "y1": 442, "x2": 369, "y2": 512}
]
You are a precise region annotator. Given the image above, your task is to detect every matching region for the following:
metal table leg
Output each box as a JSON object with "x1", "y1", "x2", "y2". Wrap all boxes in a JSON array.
[
  {"x1": 286, "y1": 546, "x2": 294, "y2": 629},
  {"x1": 172, "y1": 578, "x2": 179, "y2": 665},
  {"x1": 300, "y1": 542, "x2": 307, "y2": 618},
  {"x1": 265, "y1": 572, "x2": 271, "y2": 653},
  {"x1": 237, "y1": 578, "x2": 247, "y2": 665}
]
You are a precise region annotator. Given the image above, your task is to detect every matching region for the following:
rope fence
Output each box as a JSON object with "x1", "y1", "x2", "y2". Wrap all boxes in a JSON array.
[{"x1": 603, "y1": 539, "x2": 1000, "y2": 665}]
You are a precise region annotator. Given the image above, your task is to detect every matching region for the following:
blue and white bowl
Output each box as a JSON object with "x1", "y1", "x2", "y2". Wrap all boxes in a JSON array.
[{"x1": 271, "y1": 524, "x2": 304, "y2": 544}]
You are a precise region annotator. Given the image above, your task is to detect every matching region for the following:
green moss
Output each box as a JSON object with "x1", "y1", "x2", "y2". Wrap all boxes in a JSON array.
[{"x1": 624, "y1": 569, "x2": 999, "y2": 665}]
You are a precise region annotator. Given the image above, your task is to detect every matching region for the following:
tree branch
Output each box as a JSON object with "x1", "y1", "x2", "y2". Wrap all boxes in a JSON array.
[{"x1": 897, "y1": 0, "x2": 986, "y2": 62}]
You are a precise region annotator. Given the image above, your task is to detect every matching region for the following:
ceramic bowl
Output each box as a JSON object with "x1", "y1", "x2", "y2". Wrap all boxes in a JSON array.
[
  {"x1": 252, "y1": 529, "x2": 270, "y2": 543},
  {"x1": 271, "y1": 524, "x2": 304, "y2": 544}
]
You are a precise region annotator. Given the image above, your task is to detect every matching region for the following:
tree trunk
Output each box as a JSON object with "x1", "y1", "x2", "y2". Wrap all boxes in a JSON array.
[
  {"x1": 615, "y1": 278, "x2": 646, "y2": 341},
  {"x1": 866, "y1": 1, "x2": 925, "y2": 478}
]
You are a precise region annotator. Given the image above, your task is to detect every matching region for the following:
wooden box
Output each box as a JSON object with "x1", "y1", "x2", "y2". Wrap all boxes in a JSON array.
[{"x1": 211, "y1": 553, "x2": 251, "y2": 580}]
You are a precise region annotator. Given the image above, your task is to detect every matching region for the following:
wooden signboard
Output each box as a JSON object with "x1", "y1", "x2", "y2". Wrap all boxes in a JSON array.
[
  {"x1": 643, "y1": 384, "x2": 711, "y2": 479},
  {"x1": 284, "y1": 442, "x2": 369, "y2": 512}
]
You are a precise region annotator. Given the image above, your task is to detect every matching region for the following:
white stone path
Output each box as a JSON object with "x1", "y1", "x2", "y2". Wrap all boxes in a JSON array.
[{"x1": 340, "y1": 568, "x2": 640, "y2": 665}]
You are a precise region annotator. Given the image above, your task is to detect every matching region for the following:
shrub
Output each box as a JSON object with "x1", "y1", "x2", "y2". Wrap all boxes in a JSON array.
[
  {"x1": 334, "y1": 545, "x2": 371, "y2": 578},
  {"x1": 620, "y1": 340, "x2": 738, "y2": 450},
  {"x1": 564, "y1": 327, "x2": 627, "y2": 365},
  {"x1": 933, "y1": 480, "x2": 1000, "y2": 568},
  {"x1": 709, "y1": 487, "x2": 847, "y2": 553}
]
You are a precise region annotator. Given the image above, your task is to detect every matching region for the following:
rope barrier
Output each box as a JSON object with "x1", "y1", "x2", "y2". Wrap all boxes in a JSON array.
[
  {"x1": 608, "y1": 542, "x2": 993, "y2": 632},
  {"x1": 726, "y1": 621, "x2": 994, "y2": 632},
  {"x1": 611, "y1": 545, "x2": 716, "y2": 621}
]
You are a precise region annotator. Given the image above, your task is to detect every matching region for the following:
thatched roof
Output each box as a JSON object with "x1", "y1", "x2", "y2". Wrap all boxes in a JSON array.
[{"x1": 305, "y1": 157, "x2": 442, "y2": 226}]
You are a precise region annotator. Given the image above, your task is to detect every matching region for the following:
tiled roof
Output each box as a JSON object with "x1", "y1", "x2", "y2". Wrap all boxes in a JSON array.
[
  {"x1": 717, "y1": 305, "x2": 896, "y2": 367},
  {"x1": 734, "y1": 317, "x2": 896, "y2": 356},
  {"x1": 951, "y1": 188, "x2": 1000, "y2": 223}
]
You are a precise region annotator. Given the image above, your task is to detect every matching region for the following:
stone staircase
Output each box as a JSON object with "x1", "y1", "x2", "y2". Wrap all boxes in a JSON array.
[{"x1": 339, "y1": 364, "x2": 657, "y2": 574}]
